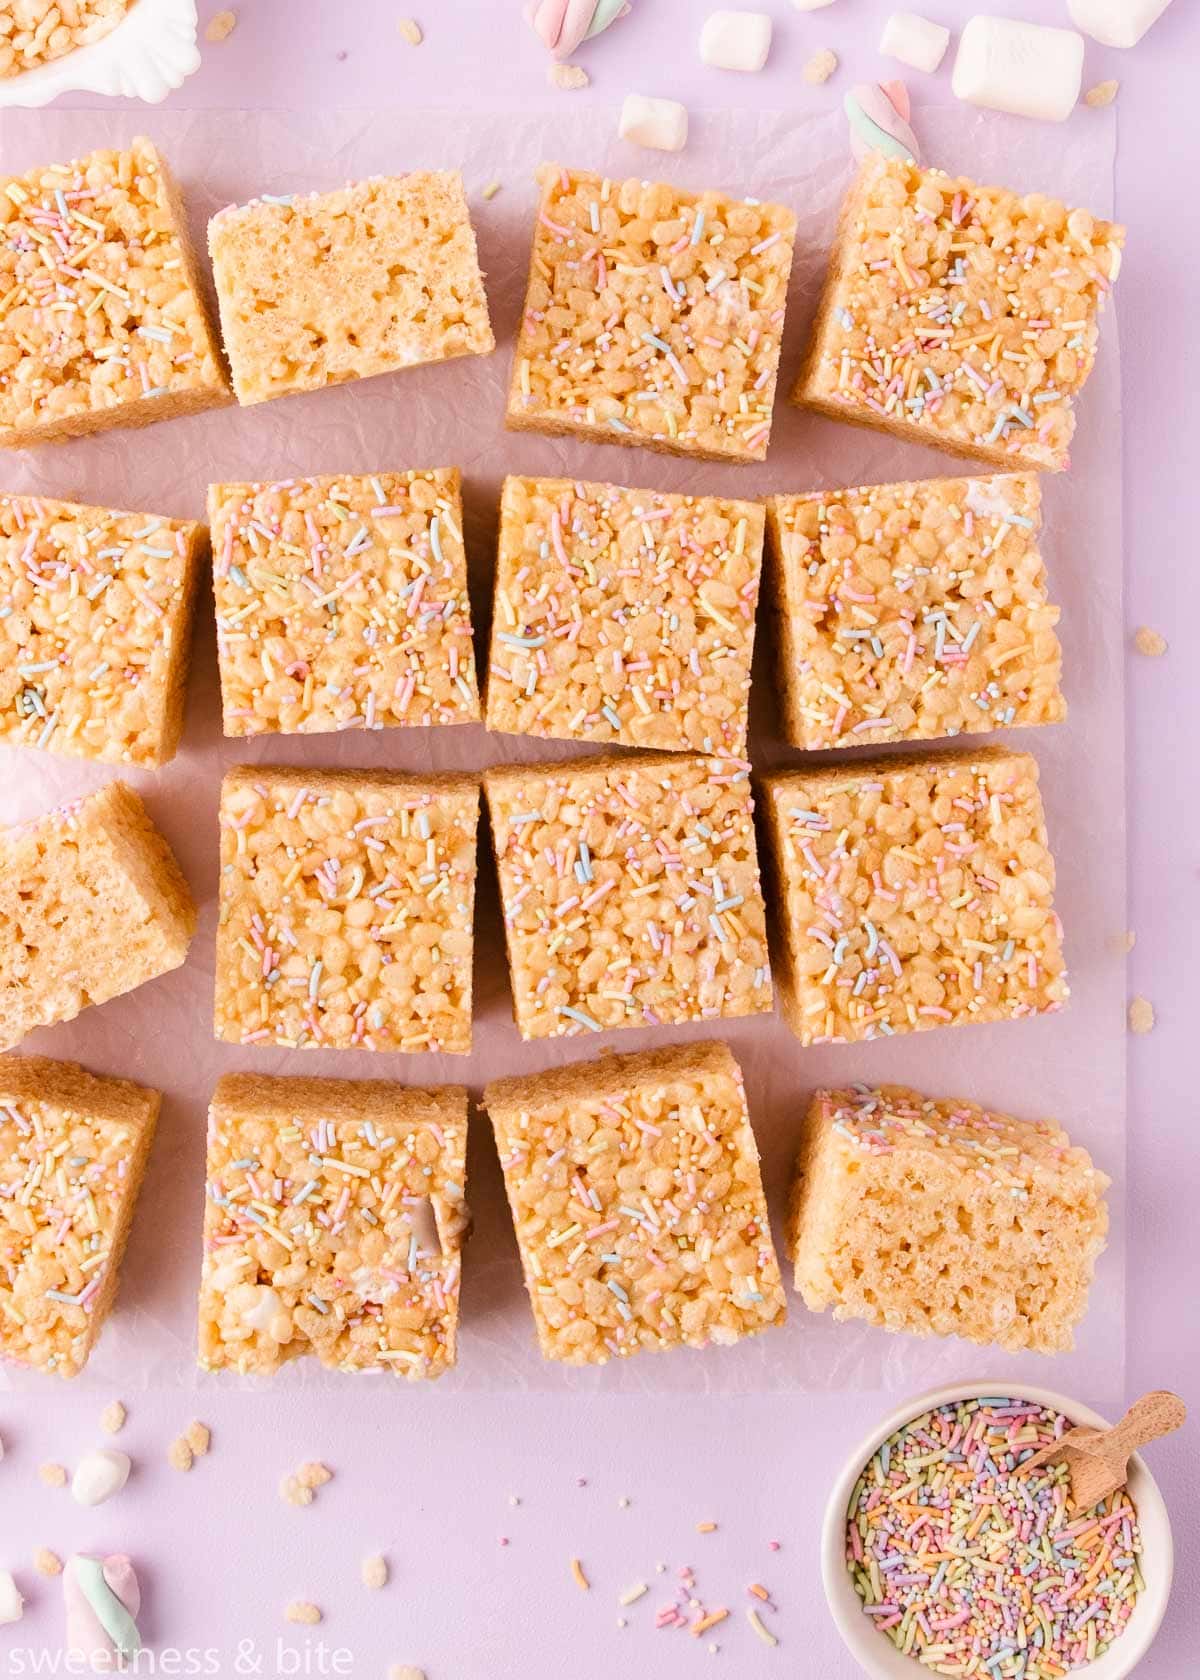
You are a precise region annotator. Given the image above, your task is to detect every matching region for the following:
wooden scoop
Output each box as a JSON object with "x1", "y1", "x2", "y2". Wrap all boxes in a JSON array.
[{"x1": 1018, "y1": 1390, "x2": 1186, "y2": 1515}]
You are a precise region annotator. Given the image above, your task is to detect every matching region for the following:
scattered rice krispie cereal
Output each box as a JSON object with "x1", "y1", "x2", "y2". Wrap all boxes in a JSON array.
[
  {"x1": 389, "y1": 1668, "x2": 425, "y2": 1680},
  {"x1": 792, "y1": 154, "x2": 1124, "y2": 473},
  {"x1": 214, "y1": 766, "x2": 479, "y2": 1053},
  {"x1": 185, "y1": 1420, "x2": 211, "y2": 1456},
  {"x1": 484, "y1": 1041, "x2": 785, "y2": 1365},
  {"x1": 208, "y1": 171, "x2": 494, "y2": 407},
  {"x1": 33, "y1": 1548, "x2": 62, "y2": 1576},
  {"x1": 0, "y1": 494, "x2": 206, "y2": 767},
  {"x1": 0, "y1": 780, "x2": 196, "y2": 1051},
  {"x1": 199, "y1": 1074, "x2": 469, "y2": 1378},
  {"x1": 209, "y1": 468, "x2": 479, "y2": 738},
  {"x1": 760, "y1": 746, "x2": 1067, "y2": 1046},
  {"x1": 205, "y1": 10, "x2": 237, "y2": 43},
  {"x1": 361, "y1": 1554, "x2": 388, "y2": 1590},
  {"x1": 39, "y1": 1461, "x2": 67, "y2": 1487},
  {"x1": 279, "y1": 1473, "x2": 311, "y2": 1507},
  {"x1": 507, "y1": 164, "x2": 796, "y2": 463},
  {"x1": 167, "y1": 1437, "x2": 193, "y2": 1472},
  {"x1": 0, "y1": 1057, "x2": 158, "y2": 1377},
  {"x1": 1129, "y1": 995, "x2": 1154, "y2": 1035},
  {"x1": 285, "y1": 1602, "x2": 322, "y2": 1626},
  {"x1": 397, "y1": 17, "x2": 422, "y2": 45},
  {"x1": 1085, "y1": 80, "x2": 1119, "y2": 108},
  {"x1": 804, "y1": 48, "x2": 838, "y2": 84},
  {"x1": 100, "y1": 1400, "x2": 126, "y2": 1433},
  {"x1": 484, "y1": 752, "x2": 772, "y2": 1040},
  {"x1": 484, "y1": 474, "x2": 764, "y2": 755},
  {"x1": 297, "y1": 1460, "x2": 332, "y2": 1489},
  {"x1": 787, "y1": 1085, "x2": 1109, "y2": 1353},
  {"x1": 766, "y1": 473, "x2": 1064, "y2": 750},
  {"x1": 549, "y1": 63, "x2": 589, "y2": 90},
  {"x1": 1134, "y1": 626, "x2": 1167, "y2": 657},
  {"x1": 0, "y1": 2, "x2": 133, "y2": 79},
  {"x1": 0, "y1": 138, "x2": 230, "y2": 449}
]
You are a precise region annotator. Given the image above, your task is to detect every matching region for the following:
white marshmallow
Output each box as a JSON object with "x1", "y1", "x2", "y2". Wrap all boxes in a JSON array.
[
  {"x1": 791, "y1": 0, "x2": 837, "y2": 8},
  {"x1": 1067, "y1": 0, "x2": 1174, "y2": 48},
  {"x1": 699, "y1": 10, "x2": 772, "y2": 73},
  {"x1": 618, "y1": 93, "x2": 689, "y2": 153},
  {"x1": 880, "y1": 12, "x2": 951, "y2": 73},
  {"x1": 953, "y1": 16, "x2": 1083, "y2": 123},
  {"x1": 241, "y1": 1284, "x2": 283, "y2": 1333},
  {"x1": 71, "y1": 1447, "x2": 131, "y2": 1508},
  {"x1": 0, "y1": 1571, "x2": 23, "y2": 1625}
]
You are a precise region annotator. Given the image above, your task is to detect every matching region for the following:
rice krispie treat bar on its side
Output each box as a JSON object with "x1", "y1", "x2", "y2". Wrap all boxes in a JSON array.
[
  {"x1": 792, "y1": 155, "x2": 1123, "y2": 473},
  {"x1": 507, "y1": 165, "x2": 796, "y2": 463},
  {"x1": 760, "y1": 746, "x2": 1066, "y2": 1047},
  {"x1": 0, "y1": 1054, "x2": 159, "y2": 1377},
  {"x1": 484, "y1": 475, "x2": 764, "y2": 755},
  {"x1": 215, "y1": 765, "x2": 479, "y2": 1054},
  {"x1": 484, "y1": 751, "x2": 772, "y2": 1041},
  {"x1": 0, "y1": 493, "x2": 206, "y2": 766},
  {"x1": 208, "y1": 171, "x2": 494, "y2": 407},
  {"x1": 199, "y1": 1073, "x2": 468, "y2": 1379},
  {"x1": 766, "y1": 474, "x2": 1064, "y2": 751},
  {"x1": 0, "y1": 138, "x2": 230, "y2": 449},
  {"x1": 484, "y1": 1041, "x2": 785, "y2": 1366},
  {"x1": 209, "y1": 467, "x2": 479, "y2": 738},
  {"x1": 0, "y1": 781, "x2": 196, "y2": 1051},
  {"x1": 787, "y1": 1084, "x2": 1108, "y2": 1354}
]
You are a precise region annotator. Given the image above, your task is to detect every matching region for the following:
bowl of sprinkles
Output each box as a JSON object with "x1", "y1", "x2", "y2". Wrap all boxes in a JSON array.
[{"x1": 823, "y1": 1384, "x2": 1173, "y2": 1680}]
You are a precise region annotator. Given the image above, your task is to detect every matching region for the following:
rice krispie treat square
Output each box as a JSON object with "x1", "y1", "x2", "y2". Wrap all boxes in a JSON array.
[
  {"x1": 507, "y1": 165, "x2": 796, "y2": 463},
  {"x1": 199, "y1": 1073, "x2": 469, "y2": 1379},
  {"x1": 0, "y1": 1055, "x2": 159, "y2": 1377},
  {"x1": 208, "y1": 171, "x2": 494, "y2": 407},
  {"x1": 766, "y1": 474, "x2": 1065, "y2": 750},
  {"x1": 0, "y1": 781, "x2": 196, "y2": 1051},
  {"x1": 484, "y1": 751, "x2": 772, "y2": 1040},
  {"x1": 792, "y1": 155, "x2": 1124, "y2": 473},
  {"x1": 787, "y1": 1084, "x2": 1108, "y2": 1354},
  {"x1": 760, "y1": 746, "x2": 1067, "y2": 1047},
  {"x1": 484, "y1": 1041, "x2": 785, "y2": 1365},
  {"x1": 0, "y1": 138, "x2": 230, "y2": 449},
  {"x1": 210, "y1": 467, "x2": 479, "y2": 738},
  {"x1": 215, "y1": 766, "x2": 479, "y2": 1054},
  {"x1": 484, "y1": 475, "x2": 764, "y2": 755},
  {"x1": 0, "y1": 493, "x2": 206, "y2": 766}
]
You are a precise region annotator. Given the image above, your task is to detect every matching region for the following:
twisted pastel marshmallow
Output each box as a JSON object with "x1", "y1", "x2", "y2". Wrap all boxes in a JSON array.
[
  {"x1": 525, "y1": 0, "x2": 631, "y2": 59},
  {"x1": 844, "y1": 80, "x2": 921, "y2": 165},
  {"x1": 63, "y1": 1555, "x2": 141, "y2": 1672}
]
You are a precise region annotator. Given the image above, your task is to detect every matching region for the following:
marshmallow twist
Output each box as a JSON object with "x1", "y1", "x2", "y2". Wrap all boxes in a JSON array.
[
  {"x1": 64, "y1": 1556, "x2": 141, "y2": 1673},
  {"x1": 525, "y1": 0, "x2": 631, "y2": 59},
  {"x1": 844, "y1": 80, "x2": 921, "y2": 165}
]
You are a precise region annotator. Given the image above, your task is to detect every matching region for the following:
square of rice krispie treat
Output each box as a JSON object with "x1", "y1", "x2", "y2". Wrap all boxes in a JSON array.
[
  {"x1": 199, "y1": 1073, "x2": 469, "y2": 1379},
  {"x1": 787, "y1": 1084, "x2": 1109, "y2": 1354},
  {"x1": 507, "y1": 164, "x2": 796, "y2": 463},
  {"x1": 760, "y1": 746, "x2": 1067, "y2": 1047},
  {"x1": 208, "y1": 171, "x2": 494, "y2": 407},
  {"x1": 0, "y1": 1054, "x2": 159, "y2": 1377},
  {"x1": 485, "y1": 751, "x2": 772, "y2": 1041},
  {"x1": 484, "y1": 1041, "x2": 785, "y2": 1365},
  {"x1": 0, "y1": 781, "x2": 196, "y2": 1051},
  {"x1": 0, "y1": 138, "x2": 230, "y2": 450},
  {"x1": 484, "y1": 474, "x2": 764, "y2": 755},
  {"x1": 209, "y1": 467, "x2": 479, "y2": 738},
  {"x1": 792, "y1": 155, "x2": 1124, "y2": 473},
  {"x1": 766, "y1": 474, "x2": 1065, "y2": 750},
  {"x1": 215, "y1": 766, "x2": 479, "y2": 1054},
  {"x1": 0, "y1": 493, "x2": 206, "y2": 766}
]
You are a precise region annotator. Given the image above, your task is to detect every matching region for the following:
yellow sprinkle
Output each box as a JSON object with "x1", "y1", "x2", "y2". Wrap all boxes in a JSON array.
[
  {"x1": 697, "y1": 1520, "x2": 718, "y2": 1534},
  {"x1": 747, "y1": 1607, "x2": 778, "y2": 1647},
  {"x1": 482, "y1": 180, "x2": 502, "y2": 201},
  {"x1": 570, "y1": 1557, "x2": 590, "y2": 1591},
  {"x1": 691, "y1": 1609, "x2": 729, "y2": 1636}
]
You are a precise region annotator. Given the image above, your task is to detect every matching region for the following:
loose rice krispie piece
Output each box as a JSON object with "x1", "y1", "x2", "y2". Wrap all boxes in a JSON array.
[
  {"x1": 0, "y1": 1054, "x2": 159, "y2": 1378},
  {"x1": 208, "y1": 172, "x2": 494, "y2": 407},
  {"x1": 0, "y1": 138, "x2": 230, "y2": 449},
  {"x1": 199, "y1": 1073, "x2": 469, "y2": 1378},
  {"x1": 766, "y1": 474, "x2": 1064, "y2": 750},
  {"x1": 787, "y1": 1084, "x2": 1109, "y2": 1354},
  {"x1": 0, "y1": 2, "x2": 132, "y2": 79},
  {"x1": 792, "y1": 155, "x2": 1124, "y2": 473},
  {"x1": 484, "y1": 1041, "x2": 784, "y2": 1365},
  {"x1": 484, "y1": 474, "x2": 764, "y2": 755},
  {"x1": 0, "y1": 493, "x2": 206, "y2": 766},
  {"x1": 209, "y1": 467, "x2": 479, "y2": 738},
  {"x1": 484, "y1": 752, "x2": 772, "y2": 1040},
  {"x1": 507, "y1": 165, "x2": 796, "y2": 463},
  {"x1": 215, "y1": 766, "x2": 479, "y2": 1054},
  {"x1": 760, "y1": 746, "x2": 1067, "y2": 1046},
  {"x1": 0, "y1": 781, "x2": 196, "y2": 1051}
]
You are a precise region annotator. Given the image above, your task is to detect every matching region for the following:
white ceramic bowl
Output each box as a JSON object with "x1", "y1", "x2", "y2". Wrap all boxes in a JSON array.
[
  {"x1": 822, "y1": 1381, "x2": 1174, "y2": 1680},
  {"x1": 0, "y1": 0, "x2": 199, "y2": 108}
]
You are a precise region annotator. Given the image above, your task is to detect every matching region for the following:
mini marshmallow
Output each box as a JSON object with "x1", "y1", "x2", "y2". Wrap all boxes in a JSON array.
[
  {"x1": 880, "y1": 12, "x2": 951, "y2": 73},
  {"x1": 952, "y1": 16, "x2": 1083, "y2": 123},
  {"x1": 699, "y1": 10, "x2": 772, "y2": 73},
  {"x1": 618, "y1": 93, "x2": 689, "y2": 151},
  {"x1": 791, "y1": 0, "x2": 837, "y2": 8},
  {"x1": 1068, "y1": 0, "x2": 1174, "y2": 48},
  {"x1": 0, "y1": 1571, "x2": 23, "y2": 1624},
  {"x1": 71, "y1": 1449, "x2": 131, "y2": 1509}
]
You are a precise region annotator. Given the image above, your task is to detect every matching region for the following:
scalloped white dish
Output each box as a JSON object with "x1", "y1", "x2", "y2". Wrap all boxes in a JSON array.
[{"x1": 0, "y1": 0, "x2": 199, "y2": 108}]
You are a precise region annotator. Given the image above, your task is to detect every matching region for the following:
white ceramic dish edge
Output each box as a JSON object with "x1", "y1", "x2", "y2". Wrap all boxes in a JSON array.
[{"x1": 0, "y1": 0, "x2": 199, "y2": 108}]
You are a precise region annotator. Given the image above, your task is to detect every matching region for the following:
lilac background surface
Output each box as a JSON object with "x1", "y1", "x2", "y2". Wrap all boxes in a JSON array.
[{"x1": 1, "y1": 3, "x2": 1197, "y2": 1677}]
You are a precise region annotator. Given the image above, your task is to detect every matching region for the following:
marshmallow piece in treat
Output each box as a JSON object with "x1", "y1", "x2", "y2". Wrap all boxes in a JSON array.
[
  {"x1": 1068, "y1": 0, "x2": 1174, "y2": 48},
  {"x1": 844, "y1": 81, "x2": 921, "y2": 164},
  {"x1": 699, "y1": 10, "x2": 773, "y2": 73},
  {"x1": 525, "y1": 0, "x2": 631, "y2": 59},
  {"x1": 618, "y1": 93, "x2": 689, "y2": 151},
  {"x1": 64, "y1": 1556, "x2": 141, "y2": 1672},
  {"x1": 71, "y1": 1450, "x2": 132, "y2": 1509},
  {"x1": 880, "y1": 12, "x2": 951, "y2": 73},
  {"x1": 953, "y1": 15, "x2": 1083, "y2": 122},
  {"x1": 0, "y1": 1570, "x2": 23, "y2": 1624}
]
